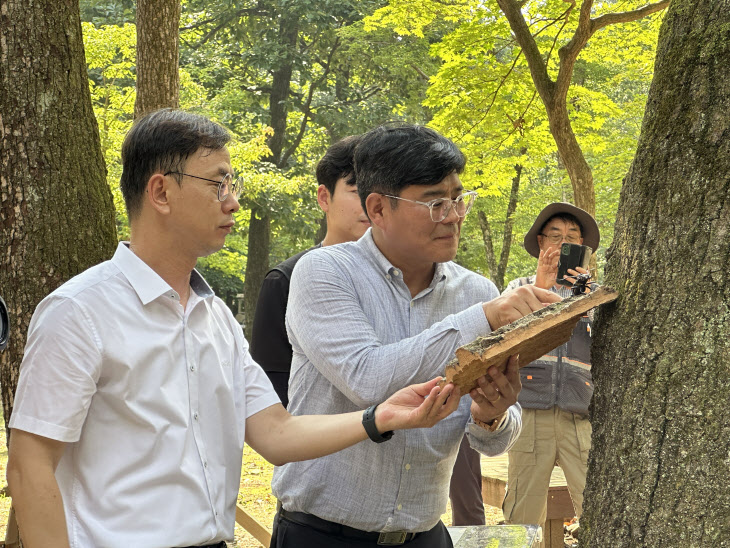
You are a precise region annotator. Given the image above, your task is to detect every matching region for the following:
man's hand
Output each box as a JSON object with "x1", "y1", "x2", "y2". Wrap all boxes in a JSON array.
[
  {"x1": 469, "y1": 355, "x2": 521, "y2": 424},
  {"x1": 535, "y1": 246, "x2": 560, "y2": 289},
  {"x1": 564, "y1": 266, "x2": 593, "y2": 294},
  {"x1": 375, "y1": 378, "x2": 461, "y2": 433},
  {"x1": 484, "y1": 285, "x2": 562, "y2": 330},
  {"x1": 246, "y1": 378, "x2": 461, "y2": 465}
]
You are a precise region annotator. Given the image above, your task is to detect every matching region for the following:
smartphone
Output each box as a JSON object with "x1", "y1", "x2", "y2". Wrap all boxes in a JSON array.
[{"x1": 557, "y1": 243, "x2": 592, "y2": 286}]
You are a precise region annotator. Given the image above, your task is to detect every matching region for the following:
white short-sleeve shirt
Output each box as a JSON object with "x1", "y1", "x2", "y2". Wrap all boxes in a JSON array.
[{"x1": 10, "y1": 243, "x2": 279, "y2": 548}]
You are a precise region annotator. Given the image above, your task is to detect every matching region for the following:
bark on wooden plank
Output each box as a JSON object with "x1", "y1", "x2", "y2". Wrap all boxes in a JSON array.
[{"x1": 441, "y1": 287, "x2": 618, "y2": 393}]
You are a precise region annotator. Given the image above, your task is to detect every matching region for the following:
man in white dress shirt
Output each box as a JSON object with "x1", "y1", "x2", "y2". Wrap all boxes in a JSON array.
[{"x1": 6, "y1": 110, "x2": 462, "y2": 548}]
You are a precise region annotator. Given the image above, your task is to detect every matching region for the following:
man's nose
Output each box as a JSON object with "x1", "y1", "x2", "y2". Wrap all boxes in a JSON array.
[
  {"x1": 441, "y1": 202, "x2": 460, "y2": 223},
  {"x1": 222, "y1": 193, "x2": 240, "y2": 213}
]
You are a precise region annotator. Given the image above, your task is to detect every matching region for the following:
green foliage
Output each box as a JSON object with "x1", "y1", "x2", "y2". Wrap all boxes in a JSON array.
[
  {"x1": 367, "y1": 0, "x2": 664, "y2": 283},
  {"x1": 81, "y1": 17, "x2": 274, "y2": 310},
  {"x1": 80, "y1": 0, "x2": 436, "y2": 315},
  {"x1": 80, "y1": 0, "x2": 665, "y2": 303},
  {"x1": 82, "y1": 22, "x2": 136, "y2": 239},
  {"x1": 80, "y1": 0, "x2": 135, "y2": 26}
]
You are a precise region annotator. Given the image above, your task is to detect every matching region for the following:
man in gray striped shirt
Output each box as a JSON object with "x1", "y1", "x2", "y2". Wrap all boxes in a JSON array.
[{"x1": 271, "y1": 124, "x2": 560, "y2": 548}]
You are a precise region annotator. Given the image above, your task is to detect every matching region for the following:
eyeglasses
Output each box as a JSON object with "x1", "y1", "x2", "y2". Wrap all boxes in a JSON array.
[
  {"x1": 382, "y1": 191, "x2": 477, "y2": 222},
  {"x1": 165, "y1": 171, "x2": 242, "y2": 202},
  {"x1": 539, "y1": 232, "x2": 582, "y2": 245}
]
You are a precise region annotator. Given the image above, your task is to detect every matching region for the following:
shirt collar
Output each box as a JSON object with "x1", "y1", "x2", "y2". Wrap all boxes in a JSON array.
[
  {"x1": 111, "y1": 242, "x2": 214, "y2": 305},
  {"x1": 359, "y1": 229, "x2": 447, "y2": 286}
]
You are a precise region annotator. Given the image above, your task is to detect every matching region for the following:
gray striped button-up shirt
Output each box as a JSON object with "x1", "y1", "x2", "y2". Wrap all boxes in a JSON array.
[{"x1": 271, "y1": 230, "x2": 521, "y2": 533}]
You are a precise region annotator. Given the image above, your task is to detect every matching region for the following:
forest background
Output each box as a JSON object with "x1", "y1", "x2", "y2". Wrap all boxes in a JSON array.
[
  {"x1": 79, "y1": 0, "x2": 666, "y2": 331},
  {"x1": 5, "y1": 2, "x2": 730, "y2": 546}
]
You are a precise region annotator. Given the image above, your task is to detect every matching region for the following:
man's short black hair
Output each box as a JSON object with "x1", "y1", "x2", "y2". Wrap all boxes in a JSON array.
[
  {"x1": 120, "y1": 109, "x2": 231, "y2": 219},
  {"x1": 354, "y1": 123, "x2": 466, "y2": 212},
  {"x1": 316, "y1": 135, "x2": 361, "y2": 196},
  {"x1": 540, "y1": 213, "x2": 584, "y2": 237}
]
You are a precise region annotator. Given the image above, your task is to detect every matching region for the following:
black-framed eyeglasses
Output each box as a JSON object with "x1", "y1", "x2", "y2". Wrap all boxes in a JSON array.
[
  {"x1": 165, "y1": 171, "x2": 242, "y2": 202},
  {"x1": 382, "y1": 191, "x2": 477, "y2": 222},
  {"x1": 538, "y1": 232, "x2": 582, "y2": 245}
]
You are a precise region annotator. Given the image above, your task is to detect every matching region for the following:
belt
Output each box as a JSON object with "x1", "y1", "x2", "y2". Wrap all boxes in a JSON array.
[
  {"x1": 278, "y1": 507, "x2": 420, "y2": 546},
  {"x1": 178, "y1": 542, "x2": 227, "y2": 548}
]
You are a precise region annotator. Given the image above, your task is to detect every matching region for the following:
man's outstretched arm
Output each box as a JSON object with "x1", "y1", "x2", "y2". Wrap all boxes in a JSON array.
[
  {"x1": 245, "y1": 377, "x2": 460, "y2": 466},
  {"x1": 7, "y1": 429, "x2": 69, "y2": 548}
]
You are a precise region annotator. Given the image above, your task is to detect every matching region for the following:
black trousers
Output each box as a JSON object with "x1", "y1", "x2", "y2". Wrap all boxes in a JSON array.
[{"x1": 270, "y1": 510, "x2": 453, "y2": 548}]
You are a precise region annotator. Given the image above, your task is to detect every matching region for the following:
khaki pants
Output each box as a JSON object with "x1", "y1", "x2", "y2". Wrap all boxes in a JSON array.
[{"x1": 502, "y1": 407, "x2": 591, "y2": 547}]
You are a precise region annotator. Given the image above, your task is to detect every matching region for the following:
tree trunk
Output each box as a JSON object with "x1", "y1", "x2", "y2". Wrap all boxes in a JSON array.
[
  {"x1": 584, "y1": 1, "x2": 730, "y2": 546},
  {"x1": 241, "y1": 13, "x2": 299, "y2": 338},
  {"x1": 477, "y1": 211, "x2": 498, "y2": 284},
  {"x1": 242, "y1": 209, "x2": 270, "y2": 340},
  {"x1": 135, "y1": 0, "x2": 181, "y2": 117},
  {"x1": 0, "y1": 0, "x2": 118, "y2": 433},
  {"x1": 496, "y1": 161, "x2": 521, "y2": 287},
  {"x1": 545, "y1": 102, "x2": 595, "y2": 215},
  {"x1": 477, "y1": 161, "x2": 522, "y2": 292}
]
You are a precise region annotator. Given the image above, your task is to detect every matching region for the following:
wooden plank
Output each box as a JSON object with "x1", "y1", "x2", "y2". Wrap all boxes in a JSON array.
[
  {"x1": 544, "y1": 517, "x2": 565, "y2": 548},
  {"x1": 442, "y1": 287, "x2": 617, "y2": 393},
  {"x1": 236, "y1": 503, "x2": 272, "y2": 547},
  {"x1": 480, "y1": 456, "x2": 576, "y2": 548},
  {"x1": 481, "y1": 476, "x2": 506, "y2": 508},
  {"x1": 545, "y1": 486, "x2": 575, "y2": 520}
]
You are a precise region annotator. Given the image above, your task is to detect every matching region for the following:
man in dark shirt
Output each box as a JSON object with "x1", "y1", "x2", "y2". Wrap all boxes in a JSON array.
[{"x1": 249, "y1": 135, "x2": 369, "y2": 405}]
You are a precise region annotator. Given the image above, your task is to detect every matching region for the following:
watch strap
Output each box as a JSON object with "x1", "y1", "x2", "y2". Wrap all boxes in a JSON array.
[
  {"x1": 472, "y1": 411, "x2": 507, "y2": 432},
  {"x1": 362, "y1": 404, "x2": 394, "y2": 443}
]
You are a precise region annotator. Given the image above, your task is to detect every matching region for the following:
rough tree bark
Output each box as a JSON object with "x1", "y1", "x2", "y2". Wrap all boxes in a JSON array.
[
  {"x1": 0, "y1": 0, "x2": 118, "y2": 432},
  {"x1": 584, "y1": 1, "x2": 730, "y2": 545},
  {"x1": 135, "y1": 0, "x2": 181, "y2": 117},
  {"x1": 495, "y1": 0, "x2": 670, "y2": 216}
]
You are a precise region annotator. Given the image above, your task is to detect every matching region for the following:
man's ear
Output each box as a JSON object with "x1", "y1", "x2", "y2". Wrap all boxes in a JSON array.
[
  {"x1": 316, "y1": 184, "x2": 331, "y2": 213},
  {"x1": 365, "y1": 193, "x2": 387, "y2": 230},
  {"x1": 146, "y1": 173, "x2": 172, "y2": 215}
]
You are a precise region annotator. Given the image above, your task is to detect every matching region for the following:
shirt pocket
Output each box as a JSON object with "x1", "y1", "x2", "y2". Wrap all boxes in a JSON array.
[{"x1": 518, "y1": 364, "x2": 554, "y2": 409}]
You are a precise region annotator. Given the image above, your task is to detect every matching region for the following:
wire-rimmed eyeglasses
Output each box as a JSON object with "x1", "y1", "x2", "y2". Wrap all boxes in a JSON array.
[
  {"x1": 538, "y1": 232, "x2": 582, "y2": 245},
  {"x1": 165, "y1": 171, "x2": 242, "y2": 202},
  {"x1": 382, "y1": 191, "x2": 477, "y2": 222}
]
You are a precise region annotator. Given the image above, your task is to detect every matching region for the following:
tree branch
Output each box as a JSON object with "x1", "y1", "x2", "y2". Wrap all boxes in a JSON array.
[
  {"x1": 554, "y1": 0, "x2": 592, "y2": 102},
  {"x1": 496, "y1": 0, "x2": 557, "y2": 107},
  {"x1": 477, "y1": 210, "x2": 498, "y2": 280},
  {"x1": 465, "y1": 48, "x2": 524, "y2": 136},
  {"x1": 180, "y1": 6, "x2": 267, "y2": 31},
  {"x1": 411, "y1": 63, "x2": 430, "y2": 81},
  {"x1": 556, "y1": 1, "x2": 669, "y2": 102},
  {"x1": 279, "y1": 38, "x2": 340, "y2": 167},
  {"x1": 591, "y1": 1, "x2": 670, "y2": 33}
]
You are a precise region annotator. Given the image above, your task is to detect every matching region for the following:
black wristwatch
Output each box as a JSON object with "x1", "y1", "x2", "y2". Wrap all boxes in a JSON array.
[{"x1": 362, "y1": 404, "x2": 394, "y2": 443}]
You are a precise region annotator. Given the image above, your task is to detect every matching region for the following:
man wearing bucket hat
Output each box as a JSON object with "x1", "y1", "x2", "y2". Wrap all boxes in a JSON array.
[{"x1": 501, "y1": 202, "x2": 599, "y2": 546}]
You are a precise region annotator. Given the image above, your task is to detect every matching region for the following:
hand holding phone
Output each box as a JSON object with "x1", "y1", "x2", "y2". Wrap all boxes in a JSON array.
[{"x1": 557, "y1": 243, "x2": 592, "y2": 286}]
